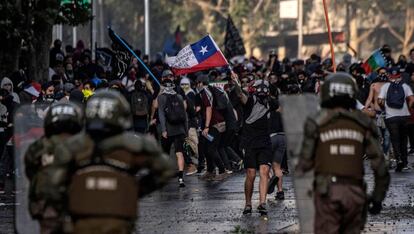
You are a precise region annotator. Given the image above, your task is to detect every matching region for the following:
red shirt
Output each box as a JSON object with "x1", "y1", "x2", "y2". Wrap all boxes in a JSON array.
[{"x1": 201, "y1": 90, "x2": 225, "y2": 126}]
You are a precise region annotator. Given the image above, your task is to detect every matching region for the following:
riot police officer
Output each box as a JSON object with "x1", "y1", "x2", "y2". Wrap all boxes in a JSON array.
[
  {"x1": 57, "y1": 90, "x2": 173, "y2": 234},
  {"x1": 25, "y1": 102, "x2": 84, "y2": 234},
  {"x1": 296, "y1": 72, "x2": 390, "y2": 233}
]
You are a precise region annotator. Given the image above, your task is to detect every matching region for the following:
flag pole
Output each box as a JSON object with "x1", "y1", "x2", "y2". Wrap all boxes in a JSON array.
[
  {"x1": 322, "y1": 0, "x2": 336, "y2": 72},
  {"x1": 110, "y1": 28, "x2": 161, "y2": 87}
]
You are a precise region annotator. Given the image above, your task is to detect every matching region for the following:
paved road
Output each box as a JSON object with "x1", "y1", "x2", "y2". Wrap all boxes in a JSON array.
[{"x1": 2, "y1": 162, "x2": 414, "y2": 233}]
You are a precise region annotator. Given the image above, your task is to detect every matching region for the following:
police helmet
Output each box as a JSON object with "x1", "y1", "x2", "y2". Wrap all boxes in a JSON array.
[
  {"x1": 44, "y1": 102, "x2": 83, "y2": 138},
  {"x1": 320, "y1": 72, "x2": 358, "y2": 109},
  {"x1": 85, "y1": 89, "x2": 132, "y2": 134}
]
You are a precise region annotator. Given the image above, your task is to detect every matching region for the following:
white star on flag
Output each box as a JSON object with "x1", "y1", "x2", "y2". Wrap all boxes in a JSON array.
[{"x1": 199, "y1": 45, "x2": 208, "y2": 55}]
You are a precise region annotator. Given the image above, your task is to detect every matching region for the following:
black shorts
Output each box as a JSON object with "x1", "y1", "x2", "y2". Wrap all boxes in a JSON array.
[
  {"x1": 271, "y1": 134, "x2": 286, "y2": 164},
  {"x1": 161, "y1": 134, "x2": 185, "y2": 154},
  {"x1": 244, "y1": 147, "x2": 272, "y2": 169}
]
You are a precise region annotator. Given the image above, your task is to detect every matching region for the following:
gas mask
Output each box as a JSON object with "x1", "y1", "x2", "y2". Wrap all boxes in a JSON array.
[{"x1": 254, "y1": 82, "x2": 270, "y2": 104}]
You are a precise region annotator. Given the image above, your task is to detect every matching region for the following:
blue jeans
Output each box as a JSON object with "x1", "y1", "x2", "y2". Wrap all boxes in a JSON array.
[{"x1": 378, "y1": 127, "x2": 390, "y2": 156}]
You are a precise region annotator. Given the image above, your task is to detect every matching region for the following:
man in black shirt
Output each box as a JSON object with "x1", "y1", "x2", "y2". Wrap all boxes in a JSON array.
[{"x1": 233, "y1": 75, "x2": 278, "y2": 216}]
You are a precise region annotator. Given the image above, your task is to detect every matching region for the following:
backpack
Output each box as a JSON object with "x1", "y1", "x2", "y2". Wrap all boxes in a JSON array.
[
  {"x1": 386, "y1": 82, "x2": 405, "y2": 109},
  {"x1": 209, "y1": 86, "x2": 229, "y2": 111},
  {"x1": 165, "y1": 94, "x2": 186, "y2": 124},
  {"x1": 185, "y1": 94, "x2": 197, "y2": 119},
  {"x1": 130, "y1": 91, "x2": 149, "y2": 116}
]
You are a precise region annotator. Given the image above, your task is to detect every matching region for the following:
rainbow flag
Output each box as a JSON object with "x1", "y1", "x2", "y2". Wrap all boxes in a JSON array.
[{"x1": 362, "y1": 49, "x2": 389, "y2": 74}]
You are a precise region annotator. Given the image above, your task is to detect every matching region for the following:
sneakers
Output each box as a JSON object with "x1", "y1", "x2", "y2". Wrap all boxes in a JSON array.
[
  {"x1": 199, "y1": 172, "x2": 215, "y2": 181},
  {"x1": 243, "y1": 205, "x2": 252, "y2": 215},
  {"x1": 237, "y1": 160, "x2": 244, "y2": 171},
  {"x1": 257, "y1": 203, "x2": 267, "y2": 216},
  {"x1": 402, "y1": 165, "x2": 412, "y2": 171},
  {"x1": 225, "y1": 169, "x2": 233, "y2": 174},
  {"x1": 186, "y1": 164, "x2": 197, "y2": 176},
  {"x1": 178, "y1": 178, "x2": 185, "y2": 187},
  {"x1": 395, "y1": 161, "x2": 404, "y2": 172},
  {"x1": 408, "y1": 149, "x2": 414, "y2": 155},
  {"x1": 267, "y1": 176, "x2": 279, "y2": 194},
  {"x1": 276, "y1": 191, "x2": 285, "y2": 200},
  {"x1": 196, "y1": 166, "x2": 205, "y2": 175}
]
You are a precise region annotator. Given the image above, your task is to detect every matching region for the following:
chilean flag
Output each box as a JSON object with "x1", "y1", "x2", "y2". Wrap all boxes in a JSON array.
[{"x1": 166, "y1": 35, "x2": 229, "y2": 75}]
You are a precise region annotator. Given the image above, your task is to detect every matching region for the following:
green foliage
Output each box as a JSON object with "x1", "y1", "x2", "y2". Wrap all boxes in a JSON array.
[
  {"x1": 58, "y1": 1, "x2": 92, "y2": 26},
  {"x1": 0, "y1": 0, "x2": 27, "y2": 40},
  {"x1": 104, "y1": 0, "x2": 279, "y2": 54}
]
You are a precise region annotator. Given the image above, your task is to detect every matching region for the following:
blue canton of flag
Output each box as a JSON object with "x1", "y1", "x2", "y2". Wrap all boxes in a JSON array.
[{"x1": 191, "y1": 36, "x2": 218, "y2": 63}]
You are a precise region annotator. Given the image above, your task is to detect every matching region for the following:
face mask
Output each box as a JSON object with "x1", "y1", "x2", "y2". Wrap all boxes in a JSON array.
[
  {"x1": 164, "y1": 86, "x2": 174, "y2": 93},
  {"x1": 196, "y1": 86, "x2": 203, "y2": 92},
  {"x1": 255, "y1": 93, "x2": 268, "y2": 104},
  {"x1": 44, "y1": 94, "x2": 55, "y2": 102},
  {"x1": 181, "y1": 85, "x2": 191, "y2": 92}
]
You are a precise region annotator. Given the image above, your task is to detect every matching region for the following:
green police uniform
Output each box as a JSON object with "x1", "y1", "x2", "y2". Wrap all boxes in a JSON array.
[
  {"x1": 25, "y1": 135, "x2": 74, "y2": 233},
  {"x1": 24, "y1": 102, "x2": 83, "y2": 234},
  {"x1": 57, "y1": 90, "x2": 174, "y2": 234},
  {"x1": 296, "y1": 73, "x2": 390, "y2": 233},
  {"x1": 56, "y1": 132, "x2": 173, "y2": 234}
]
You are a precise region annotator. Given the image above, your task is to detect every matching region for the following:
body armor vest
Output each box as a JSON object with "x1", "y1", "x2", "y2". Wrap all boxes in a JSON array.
[
  {"x1": 314, "y1": 117, "x2": 366, "y2": 180},
  {"x1": 68, "y1": 134, "x2": 141, "y2": 219}
]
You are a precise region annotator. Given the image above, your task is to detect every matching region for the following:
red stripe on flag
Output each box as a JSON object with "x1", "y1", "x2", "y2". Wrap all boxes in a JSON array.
[
  {"x1": 172, "y1": 52, "x2": 228, "y2": 75},
  {"x1": 361, "y1": 62, "x2": 372, "y2": 74}
]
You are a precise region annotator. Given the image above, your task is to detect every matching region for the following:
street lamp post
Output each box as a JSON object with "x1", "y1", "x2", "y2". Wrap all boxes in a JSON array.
[
  {"x1": 297, "y1": 0, "x2": 303, "y2": 59},
  {"x1": 145, "y1": 0, "x2": 150, "y2": 57}
]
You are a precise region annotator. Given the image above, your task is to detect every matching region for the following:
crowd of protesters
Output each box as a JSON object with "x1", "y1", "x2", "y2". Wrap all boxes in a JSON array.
[{"x1": 0, "y1": 40, "x2": 413, "y2": 197}]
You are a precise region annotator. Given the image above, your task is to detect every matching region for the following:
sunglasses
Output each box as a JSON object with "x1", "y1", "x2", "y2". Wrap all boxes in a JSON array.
[{"x1": 180, "y1": 83, "x2": 190, "y2": 86}]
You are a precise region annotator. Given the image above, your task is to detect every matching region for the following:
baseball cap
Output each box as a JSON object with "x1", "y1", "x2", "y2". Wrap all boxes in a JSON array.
[
  {"x1": 64, "y1": 83, "x2": 75, "y2": 93},
  {"x1": 162, "y1": 70, "x2": 173, "y2": 77},
  {"x1": 388, "y1": 67, "x2": 401, "y2": 79}
]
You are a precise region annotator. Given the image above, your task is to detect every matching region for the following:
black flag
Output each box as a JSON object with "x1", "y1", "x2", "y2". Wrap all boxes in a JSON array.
[
  {"x1": 224, "y1": 16, "x2": 246, "y2": 60},
  {"x1": 108, "y1": 28, "x2": 132, "y2": 79}
]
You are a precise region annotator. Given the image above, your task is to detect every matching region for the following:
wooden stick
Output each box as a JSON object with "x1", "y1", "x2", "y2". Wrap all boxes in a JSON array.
[{"x1": 323, "y1": 0, "x2": 336, "y2": 72}]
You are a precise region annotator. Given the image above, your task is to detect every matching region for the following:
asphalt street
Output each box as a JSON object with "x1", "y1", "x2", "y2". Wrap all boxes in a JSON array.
[{"x1": 2, "y1": 159, "x2": 414, "y2": 234}]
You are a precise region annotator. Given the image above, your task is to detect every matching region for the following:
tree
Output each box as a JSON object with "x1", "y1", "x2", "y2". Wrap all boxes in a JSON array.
[
  {"x1": 0, "y1": 0, "x2": 90, "y2": 81},
  {"x1": 374, "y1": 0, "x2": 414, "y2": 55}
]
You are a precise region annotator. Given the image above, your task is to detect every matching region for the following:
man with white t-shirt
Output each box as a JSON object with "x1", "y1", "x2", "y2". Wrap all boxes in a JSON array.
[{"x1": 378, "y1": 67, "x2": 414, "y2": 172}]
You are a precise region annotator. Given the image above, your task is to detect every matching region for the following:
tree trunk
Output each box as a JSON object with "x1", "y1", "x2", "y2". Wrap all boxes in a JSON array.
[
  {"x1": 402, "y1": 0, "x2": 414, "y2": 55},
  {"x1": 0, "y1": 37, "x2": 21, "y2": 78},
  {"x1": 348, "y1": 2, "x2": 359, "y2": 56},
  {"x1": 28, "y1": 19, "x2": 53, "y2": 83}
]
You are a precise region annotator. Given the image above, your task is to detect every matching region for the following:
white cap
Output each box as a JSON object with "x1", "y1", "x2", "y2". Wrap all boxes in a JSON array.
[{"x1": 180, "y1": 77, "x2": 191, "y2": 85}]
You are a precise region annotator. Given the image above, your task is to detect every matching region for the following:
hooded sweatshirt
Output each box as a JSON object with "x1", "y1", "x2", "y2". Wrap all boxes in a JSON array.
[{"x1": 1, "y1": 77, "x2": 20, "y2": 104}]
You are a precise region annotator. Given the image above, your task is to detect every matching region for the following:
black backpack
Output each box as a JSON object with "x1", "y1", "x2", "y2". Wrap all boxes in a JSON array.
[
  {"x1": 386, "y1": 82, "x2": 405, "y2": 109},
  {"x1": 185, "y1": 95, "x2": 197, "y2": 119},
  {"x1": 130, "y1": 91, "x2": 149, "y2": 116},
  {"x1": 209, "y1": 86, "x2": 229, "y2": 111},
  {"x1": 165, "y1": 94, "x2": 186, "y2": 124}
]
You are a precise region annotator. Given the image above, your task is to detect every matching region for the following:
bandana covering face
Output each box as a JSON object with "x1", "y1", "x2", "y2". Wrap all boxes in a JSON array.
[{"x1": 245, "y1": 96, "x2": 269, "y2": 124}]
